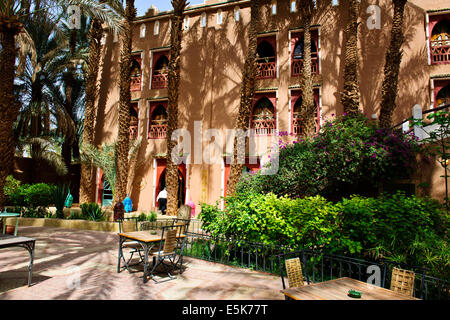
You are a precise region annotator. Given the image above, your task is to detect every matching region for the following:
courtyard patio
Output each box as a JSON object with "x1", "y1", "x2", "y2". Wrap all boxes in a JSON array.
[{"x1": 0, "y1": 226, "x2": 283, "y2": 300}]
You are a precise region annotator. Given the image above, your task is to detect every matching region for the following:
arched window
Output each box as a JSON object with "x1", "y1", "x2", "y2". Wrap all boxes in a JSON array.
[
  {"x1": 154, "y1": 20, "x2": 160, "y2": 35},
  {"x1": 436, "y1": 84, "x2": 450, "y2": 107},
  {"x1": 217, "y1": 9, "x2": 223, "y2": 25},
  {"x1": 149, "y1": 103, "x2": 168, "y2": 139},
  {"x1": 271, "y1": 0, "x2": 277, "y2": 15},
  {"x1": 256, "y1": 38, "x2": 277, "y2": 79},
  {"x1": 252, "y1": 97, "x2": 276, "y2": 136},
  {"x1": 430, "y1": 19, "x2": 450, "y2": 64},
  {"x1": 291, "y1": 90, "x2": 320, "y2": 135},
  {"x1": 184, "y1": 16, "x2": 190, "y2": 30},
  {"x1": 201, "y1": 12, "x2": 207, "y2": 27},
  {"x1": 291, "y1": 31, "x2": 320, "y2": 76},
  {"x1": 140, "y1": 24, "x2": 146, "y2": 38},
  {"x1": 129, "y1": 103, "x2": 139, "y2": 139},
  {"x1": 290, "y1": 0, "x2": 296, "y2": 12},
  {"x1": 234, "y1": 6, "x2": 240, "y2": 22},
  {"x1": 152, "y1": 52, "x2": 169, "y2": 89},
  {"x1": 130, "y1": 58, "x2": 141, "y2": 91}
]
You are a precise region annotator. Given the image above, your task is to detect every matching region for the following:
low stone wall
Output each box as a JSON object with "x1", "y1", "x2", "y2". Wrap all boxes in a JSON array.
[{"x1": 4, "y1": 217, "x2": 120, "y2": 232}]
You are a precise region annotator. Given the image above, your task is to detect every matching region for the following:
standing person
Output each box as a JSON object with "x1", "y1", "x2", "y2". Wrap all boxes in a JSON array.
[{"x1": 157, "y1": 187, "x2": 167, "y2": 215}]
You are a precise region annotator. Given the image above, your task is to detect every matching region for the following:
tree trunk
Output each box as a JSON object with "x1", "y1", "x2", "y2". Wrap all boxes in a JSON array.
[
  {"x1": 341, "y1": 0, "x2": 361, "y2": 117},
  {"x1": 300, "y1": 18, "x2": 316, "y2": 137},
  {"x1": 62, "y1": 29, "x2": 77, "y2": 183},
  {"x1": 114, "y1": 0, "x2": 136, "y2": 203},
  {"x1": 166, "y1": 0, "x2": 188, "y2": 216},
  {"x1": 80, "y1": 18, "x2": 103, "y2": 203},
  {"x1": 379, "y1": 0, "x2": 407, "y2": 128},
  {"x1": 0, "y1": 28, "x2": 19, "y2": 209},
  {"x1": 226, "y1": 0, "x2": 260, "y2": 197}
]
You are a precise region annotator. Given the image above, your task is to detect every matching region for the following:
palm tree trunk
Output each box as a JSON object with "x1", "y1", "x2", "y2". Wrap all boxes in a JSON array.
[
  {"x1": 300, "y1": 17, "x2": 316, "y2": 137},
  {"x1": 379, "y1": 0, "x2": 407, "y2": 128},
  {"x1": 226, "y1": 0, "x2": 260, "y2": 197},
  {"x1": 80, "y1": 18, "x2": 103, "y2": 203},
  {"x1": 0, "y1": 28, "x2": 19, "y2": 209},
  {"x1": 341, "y1": 0, "x2": 361, "y2": 117},
  {"x1": 114, "y1": 0, "x2": 136, "y2": 203},
  {"x1": 166, "y1": 0, "x2": 187, "y2": 216},
  {"x1": 62, "y1": 29, "x2": 77, "y2": 183}
]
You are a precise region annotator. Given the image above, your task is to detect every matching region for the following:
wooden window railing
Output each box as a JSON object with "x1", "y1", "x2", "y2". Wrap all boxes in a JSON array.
[
  {"x1": 129, "y1": 122, "x2": 138, "y2": 140},
  {"x1": 257, "y1": 60, "x2": 277, "y2": 79},
  {"x1": 252, "y1": 118, "x2": 276, "y2": 136},
  {"x1": 152, "y1": 70, "x2": 168, "y2": 89},
  {"x1": 431, "y1": 40, "x2": 450, "y2": 64},
  {"x1": 148, "y1": 121, "x2": 168, "y2": 139},
  {"x1": 130, "y1": 75, "x2": 141, "y2": 91},
  {"x1": 291, "y1": 57, "x2": 319, "y2": 76}
]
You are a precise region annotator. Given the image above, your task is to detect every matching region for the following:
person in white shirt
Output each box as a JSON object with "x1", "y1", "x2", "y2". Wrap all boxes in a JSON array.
[{"x1": 156, "y1": 187, "x2": 167, "y2": 215}]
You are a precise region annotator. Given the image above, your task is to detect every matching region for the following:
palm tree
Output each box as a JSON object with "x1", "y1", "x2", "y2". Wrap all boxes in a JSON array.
[
  {"x1": 298, "y1": 0, "x2": 319, "y2": 137},
  {"x1": 80, "y1": 0, "x2": 124, "y2": 203},
  {"x1": 226, "y1": 0, "x2": 260, "y2": 197},
  {"x1": 114, "y1": 0, "x2": 136, "y2": 203},
  {"x1": 379, "y1": 0, "x2": 408, "y2": 129},
  {"x1": 341, "y1": 0, "x2": 361, "y2": 117},
  {"x1": 0, "y1": 0, "x2": 124, "y2": 209},
  {"x1": 165, "y1": 0, "x2": 189, "y2": 216}
]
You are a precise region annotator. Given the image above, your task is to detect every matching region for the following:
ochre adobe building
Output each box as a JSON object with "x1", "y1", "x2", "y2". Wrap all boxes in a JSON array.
[{"x1": 94, "y1": 0, "x2": 450, "y2": 213}]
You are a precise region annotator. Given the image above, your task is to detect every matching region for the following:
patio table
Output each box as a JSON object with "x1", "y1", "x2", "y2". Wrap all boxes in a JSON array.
[
  {"x1": 0, "y1": 234, "x2": 35, "y2": 286},
  {"x1": 0, "y1": 212, "x2": 20, "y2": 236},
  {"x1": 117, "y1": 230, "x2": 186, "y2": 283},
  {"x1": 281, "y1": 277, "x2": 420, "y2": 300}
]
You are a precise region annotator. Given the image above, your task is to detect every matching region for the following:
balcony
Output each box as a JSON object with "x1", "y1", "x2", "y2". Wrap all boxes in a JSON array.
[
  {"x1": 292, "y1": 117, "x2": 304, "y2": 136},
  {"x1": 257, "y1": 61, "x2": 277, "y2": 79},
  {"x1": 291, "y1": 57, "x2": 319, "y2": 76},
  {"x1": 129, "y1": 121, "x2": 138, "y2": 140},
  {"x1": 152, "y1": 70, "x2": 168, "y2": 89},
  {"x1": 252, "y1": 118, "x2": 276, "y2": 136},
  {"x1": 130, "y1": 75, "x2": 141, "y2": 91},
  {"x1": 148, "y1": 120, "x2": 168, "y2": 139},
  {"x1": 431, "y1": 40, "x2": 450, "y2": 64}
]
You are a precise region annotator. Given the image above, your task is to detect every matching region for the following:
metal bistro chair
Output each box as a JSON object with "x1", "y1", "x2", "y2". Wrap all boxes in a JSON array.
[
  {"x1": 390, "y1": 267, "x2": 415, "y2": 297},
  {"x1": 117, "y1": 217, "x2": 145, "y2": 272},
  {"x1": 149, "y1": 226, "x2": 179, "y2": 283}
]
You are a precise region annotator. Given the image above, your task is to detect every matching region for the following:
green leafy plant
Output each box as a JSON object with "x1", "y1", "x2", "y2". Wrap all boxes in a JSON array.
[
  {"x1": 52, "y1": 184, "x2": 70, "y2": 219},
  {"x1": 80, "y1": 202, "x2": 104, "y2": 222},
  {"x1": 8, "y1": 183, "x2": 56, "y2": 217}
]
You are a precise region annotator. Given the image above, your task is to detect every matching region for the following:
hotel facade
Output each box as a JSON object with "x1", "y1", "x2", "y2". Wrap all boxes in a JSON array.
[{"x1": 94, "y1": 0, "x2": 450, "y2": 213}]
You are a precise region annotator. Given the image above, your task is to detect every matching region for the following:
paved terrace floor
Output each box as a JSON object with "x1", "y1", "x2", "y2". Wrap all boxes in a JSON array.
[{"x1": 0, "y1": 227, "x2": 284, "y2": 300}]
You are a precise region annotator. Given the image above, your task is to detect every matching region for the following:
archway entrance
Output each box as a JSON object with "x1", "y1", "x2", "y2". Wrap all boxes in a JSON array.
[{"x1": 155, "y1": 159, "x2": 186, "y2": 210}]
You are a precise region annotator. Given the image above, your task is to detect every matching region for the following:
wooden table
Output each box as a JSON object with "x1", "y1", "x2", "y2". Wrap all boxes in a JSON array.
[
  {"x1": 117, "y1": 230, "x2": 186, "y2": 283},
  {"x1": 0, "y1": 234, "x2": 35, "y2": 286},
  {"x1": 0, "y1": 212, "x2": 20, "y2": 236},
  {"x1": 281, "y1": 277, "x2": 420, "y2": 300}
]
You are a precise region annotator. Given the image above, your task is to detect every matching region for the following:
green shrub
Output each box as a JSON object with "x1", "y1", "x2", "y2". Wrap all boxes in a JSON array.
[
  {"x1": 201, "y1": 191, "x2": 448, "y2": 278},
  {"x1": 147, "y1": 211, "x2": 157, "y2": 222},
  {"x1": 80, "y1": 203, "x2": 104, "y2": 221},
  {"x1": 8, "y1": 183, "x2": 56, "y2": 217},
  {"x1": 3, "y1": 175, "x2": 21, "y2": 202},
  {"x1": 68, "y1": 210, "x2": 84, "y2": 220}
]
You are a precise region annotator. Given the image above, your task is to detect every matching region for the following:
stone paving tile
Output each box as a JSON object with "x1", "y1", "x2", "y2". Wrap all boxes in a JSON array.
[{"x1": 0, "y1": 227, "x2": 284, "y2": 300}]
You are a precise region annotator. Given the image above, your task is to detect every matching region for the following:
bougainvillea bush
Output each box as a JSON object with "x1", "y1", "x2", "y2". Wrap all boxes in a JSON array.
[{"x1": 237, "y1": 114, "x2": 420, "y2": 201}]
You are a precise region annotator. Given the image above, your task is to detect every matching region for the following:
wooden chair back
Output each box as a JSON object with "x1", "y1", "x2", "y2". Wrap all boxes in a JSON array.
[
  {"x1": 163, "y1": 229, "x2": 178, "y2": 254},
  {"x1": 390, "y1": 267, "x2": 415, "y2": 297},
  {"x1": 285, "y1": 258, "x2": 304, "y2": 288}
]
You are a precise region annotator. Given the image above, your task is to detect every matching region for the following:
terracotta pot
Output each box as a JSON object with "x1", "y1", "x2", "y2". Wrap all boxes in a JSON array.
[{"x1": 5, "y1": 225, "x2": 15, "y2": 235}]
